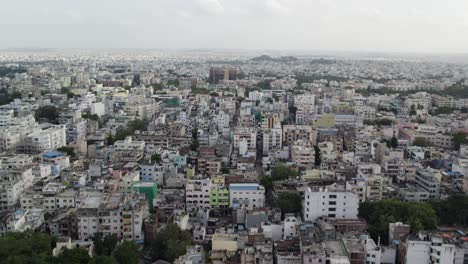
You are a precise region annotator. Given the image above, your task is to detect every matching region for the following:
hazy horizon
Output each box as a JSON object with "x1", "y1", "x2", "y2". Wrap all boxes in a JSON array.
[{"x1": 2, "y1": 0, "x2": 468, "y2": 54}]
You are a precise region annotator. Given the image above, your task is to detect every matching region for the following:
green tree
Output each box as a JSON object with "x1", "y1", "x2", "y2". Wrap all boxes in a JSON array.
[
  {"x1": 276, "y1": 192, "x2": 302, "y2": 217},
  {"x1": 102, "y1": 235, "x2": 119, "y2": 256},
  {"x1": 93, "y1": 233, "x2": 104, "y2": 256},
  {"x1": 431, "y1": 194, "x2": 468, "y2": 226},
  {"x1": 221, "y1": 166, "x2": 229, "y2": 174},
  {"x1": 271, "y1": 165, "x2": 299, "y2": 181},
  {"x1": 127, "y1": 119, "x2": 145, "y2": 131},
  {"x1": 57, "y1": 146, "x2": 76, "y2": 157},
  {"x1": 57, "y1": 247, "x2": 91, "y2": 264},
  {"x1": 410, "y1": 104, "x2": 417, "y2": 116},
  {"x1": 0, "y1": 231, "x2": 53, "y2": 264},
  {"x1": 359, "y1": 199, "x2": 437, "y2": 244},
  {"x1": 433, "y1": 106, "x2": 454, "y2": 115},
  {"x1": 390, "y1": 135, "x2": 399, "y2": 149},
  {"x1": 413, "y1": 137, "x2": 431, "y2": 147},
  {"x1": 0, "y1": 89, "x2": 21, "y2": 105},
  {"x1": 260, "y1": 176, "x2": 273, "y2": 192},
  {"x1": 150, "y1": 223, "x2": 193, "y2": 262},
  {"x1": 82, "y1": 113, "x2": 99, "y2": 121},
  {"x1": 167, "y1": 79, "x2": 179, "y2": 87},
  {"x1": 453, "y1": 132, "x2": 467, "y2": 150},
  {"x1": 314, "y1": 146, "x2": 321, "y2": 167},
  {"x1": 151, "y1": 154, "x2": 162, "y2": 163},
  {"x1": 112, "y1": 241, "x2": 139, "y2": 264},
  {"x1": 88, "y1": 256, "x2": 118, "y2": 264},
  {"x1": 190, "y1": 128, "x2": 199, "y2": 151},
  {"x1": 35, "y1": 105, "x2": 60, "y2": 124}
]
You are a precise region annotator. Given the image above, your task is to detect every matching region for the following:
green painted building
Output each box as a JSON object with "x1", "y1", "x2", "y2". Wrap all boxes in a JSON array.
[
  {"x1": 131, "y1": 181, "x2": 158, "y2": 208},
  {"x1": 210, "y1": 187, "x2": 229, "y2": 208}
]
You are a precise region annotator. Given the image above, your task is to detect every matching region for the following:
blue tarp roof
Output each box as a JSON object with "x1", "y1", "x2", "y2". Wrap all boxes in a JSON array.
[{"x1": 43, "y1": 150, "x2": 65, "y2": 159}]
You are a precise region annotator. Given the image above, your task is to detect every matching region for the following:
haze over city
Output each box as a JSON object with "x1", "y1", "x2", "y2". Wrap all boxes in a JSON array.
[
  {"x1": 1, "y1": 1, "x2": 468, "y2": 264},
  {"x1": 1, "y1": 0, "x2": 468, "y2": 53}
]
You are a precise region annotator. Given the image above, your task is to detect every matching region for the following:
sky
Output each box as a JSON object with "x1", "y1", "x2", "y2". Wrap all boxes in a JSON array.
[{"x1": 1, "y1": 0, "x2": 468, "y2": 54}]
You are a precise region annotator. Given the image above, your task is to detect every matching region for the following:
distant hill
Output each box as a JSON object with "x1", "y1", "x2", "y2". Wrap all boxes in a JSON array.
[{"x1": 251, "y1": 55, "x2": 299, "y2": 63}]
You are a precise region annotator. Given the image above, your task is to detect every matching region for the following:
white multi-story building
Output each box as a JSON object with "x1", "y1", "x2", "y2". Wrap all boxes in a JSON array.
[
  {"x1": 402, "y1": 234, "x2": 459, "y2": 264},
  {"x1": 303, "y1": 187, "x2": 359, "y2": 222},
  {"x1": 76, "y1": 193, "x2": 148, "y2": 241},
  {"x1": 186, "y1": 178, "x2": 212, "y2": 212},
  {"x1": 233, "y1": 127, "x2": 257, "y2": 150},
  {"x1": 229, "y1": 183, "x2": 265, "y2": 210},
  {"x1": 262, "y1": 128, "x2": 282, "y2": 155},
  {"x1": 0, "y1": 167, "x2": 34, "y2": 211},
  {"x1": 294, "y1": 94, "x2": 315, "y2": 113},
  {"x1": 283, "y1": 215, "x2": 301, "y2": 240},
  {"x1": 0, "y1": 130, "x2": 22, "y2": 152},
  {"x1": 90, "y1": 102, "x2": 105, "y2": 117},
  {"x1": 139, "y1": 163, "x2": 164, "y2": 185},
  {"x1": 414, "y1": 168, "x2": 440, "y2": 199},
  {"x1": 0, "y1": 154, "x2": 33, "y2": 169},
  {"x1": 405, "y1": 92, "x2": 432, "y2": 112},
  {"x1": 0, "y1": 109, "x2": 14, "y2": 127},
  {"x1": 291, "y1": 140, "x2": 315, "y2": 169},
  {"x1": 355, "y1": 106, "x2": 376, "y2": 121},
  {"x1": 114, "y1": 136, "x2": 145, "y2": 151},
  {"x1": 22, "y1": 124, "x2": 67, "y2": 152}
]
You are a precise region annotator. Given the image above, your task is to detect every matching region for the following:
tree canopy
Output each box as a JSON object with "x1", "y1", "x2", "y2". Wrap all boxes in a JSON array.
[
  {"x1": 359, "y1": 199, "x2": 437, "y2": 244},
  {"x1": 271, "y1": 165, "x2": 299, "y2": 181},
  {"x1": 113, "y1": 119, "x2": 146, "y2": 142},
  {"x1": 413, "y1": 137, "x2": 431, "y2": 147},
  {"x1": 430, "y1": 194, "x2": 468, "y2": 226},
  {"x1": 314, "y1": 146, "x2": 321, "y2": 167},
  {"x1": 112, "y1": 241, "x2": 140, "y2": 264},
  {"x1": 35, "y1": 105, "x2": 60, "y2": 124},
  {"x1": 0, "y1": 231, "x2": 54, "y2": 264},
  {"x1": 276, "y1": 192, "x2": 302, "y2": 217},
  {"x1": 57, "y1": 146, "x2": 76, "y2": 157},
  {"x1": 453, "y1": 132, "x2": 467, "y2": 150},
  {"x1": 0, "y1": 231, "x2": 138, "y2": 264},
  {"x1": 150, "y1": 223, "x2": 193, "y2": 262},
  {"x1": 390, "y1": 135, "x2": 399, "y2": 149},
  {"x1": 93, "y1": 233, "x2": 118, "y2": 257},
  {"x1": 57, "y1": 247, "x2": 91, "y2": 264}
]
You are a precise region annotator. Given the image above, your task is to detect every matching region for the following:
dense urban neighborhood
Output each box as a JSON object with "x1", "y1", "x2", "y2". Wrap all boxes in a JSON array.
[{"x1": 0, "y1": 50, "x2": 468, "y2": 264}]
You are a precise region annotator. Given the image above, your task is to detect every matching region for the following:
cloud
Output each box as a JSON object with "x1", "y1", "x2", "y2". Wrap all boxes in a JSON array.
[
  {"x1": 360, "y1": 8, "x2": 384, "y2": 22},
  {"x1": 66, "y1": 10, "x2": 85, "y2": 23},
  {"x1": 177, "y1": 10, "x2": 192, "y2": 19},
  {"x1": 195, "y1": 0, "x2": 224, "y2": 15},
  {"x1": 264, "y1": 0, "x2": 290, "y2": 16},
  {"x1": 318, "y1": 0, "x2": 337, "y2": 9}
]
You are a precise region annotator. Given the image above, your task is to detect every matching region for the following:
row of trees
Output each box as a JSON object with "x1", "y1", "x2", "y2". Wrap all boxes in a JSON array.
[
  {"x1": 35, "y1": 105, "x2": 60, "y2": 124},
  {"x1": 0, "y1": 223, "x2": 197, "y2": 264},
  {"x1": 359, "y1": 199, "x2": 437, "y2": 244},
  {"x1": 0, "y1": 89, "x2": 22, "y2": 105},
  {"x1": 430, "y1": 194, "x2": 468, "y2": 226},
  {"x1": 0, "y1": 66, "x2": 27, "y2": 77},
  {"x1": 107, "y1": 119, "x2": 145, "y2": 145},
  {"x1": 360, "y1": 195, "x2": 468, "y2": 245},
  {"x1": 0, "y1": 232, "x2": 139, "y2": 264}
]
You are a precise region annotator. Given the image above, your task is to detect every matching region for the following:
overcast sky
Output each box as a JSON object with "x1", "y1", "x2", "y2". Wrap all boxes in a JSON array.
[{"x1": 1, "y1": 0, "x2": 468, "y2": 53}]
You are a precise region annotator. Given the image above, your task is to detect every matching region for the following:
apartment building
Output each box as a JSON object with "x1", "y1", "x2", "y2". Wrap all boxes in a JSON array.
[
  {"x1": 76, "y1": 193, "x2": 148, "y2": 241},
  {"x1": 185, "y1": 178, "x2": 211, "y2": 212},
  {"x1": 229, "y1": 183, "x2": 265, "y2": 210},
  {"x1": 0, "y1": 167, "x2": 34, "y2": 211},
  {"x1": 303, "y1": 187, "x2": 359, "y2": 222}
]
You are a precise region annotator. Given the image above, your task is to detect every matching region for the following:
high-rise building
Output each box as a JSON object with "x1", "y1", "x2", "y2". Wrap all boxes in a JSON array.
[{"x1": 209, "y1": 67, "x2": 237, "y2": 84}]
